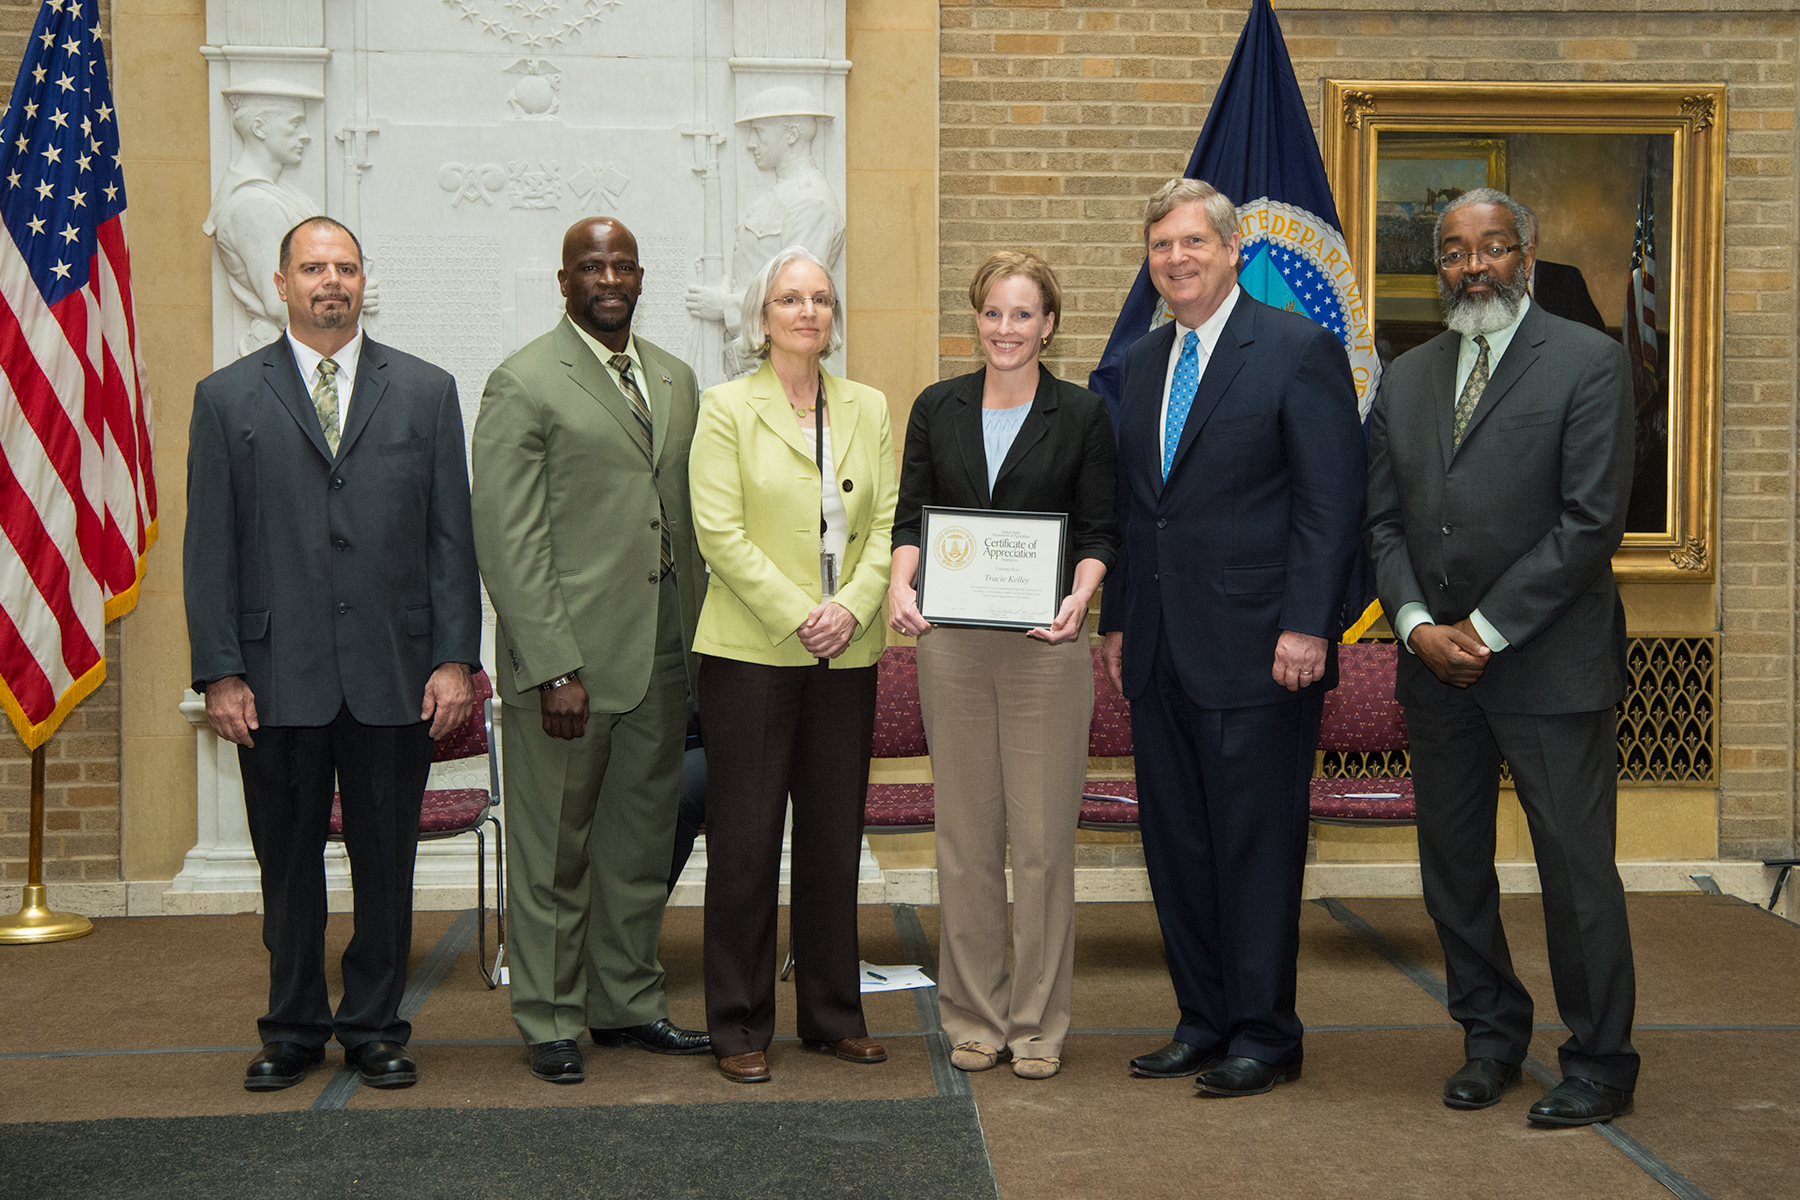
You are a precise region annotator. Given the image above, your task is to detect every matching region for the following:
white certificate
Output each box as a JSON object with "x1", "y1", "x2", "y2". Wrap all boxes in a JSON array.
[{"x1": 916, "y1": 506, "x2": 1068, "y2": 631}]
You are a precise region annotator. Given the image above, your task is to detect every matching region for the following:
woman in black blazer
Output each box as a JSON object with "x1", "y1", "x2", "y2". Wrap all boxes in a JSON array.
[{"x1": 887, "y1": 251, "x2": 1118, "y2": 1080}]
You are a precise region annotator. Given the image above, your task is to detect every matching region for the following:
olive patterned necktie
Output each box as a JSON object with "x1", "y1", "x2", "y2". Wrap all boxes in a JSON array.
[
  {"x1": 610, "y1": 353, "x2": 674, "y2": 577},
  {"x1": 314, "y1": 357, "x2": 340, "y2": 455},
  {"x1": 1452, "y1": 334, "x2": 1490, "y2": 450}
]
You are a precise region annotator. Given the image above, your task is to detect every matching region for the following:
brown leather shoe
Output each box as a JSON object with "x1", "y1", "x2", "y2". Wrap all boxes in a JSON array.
[
  {"x1": 718, "y1": 1051, "x2": 770, "y2": 1083},
  {"x1": 803, "y1": 1036, "x2": 887, "y2": 1064}
]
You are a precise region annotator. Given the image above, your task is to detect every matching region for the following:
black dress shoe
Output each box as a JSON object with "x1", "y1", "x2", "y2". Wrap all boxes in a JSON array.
[
  {"x1": 1196, "y1": 1055, "x2": 1302, "y2": 1097},
  {"x1": 528, "y1": 1039, "x2": 586, "y2": 1084},
  {"x1": 1443, "y1": 1057, "x2": 1521, "y2": 1110},
  {"x1": 244, "y1": 1042, "x2": 325, "y2": 1092},
  {"x1": 590, "y1": 1018, "x2": 711, "y2": 1056},
  {"x1": 1528, "y1": 1076, "x2": 1634, "y2": 1126},
  {"x1": 345, "y1": 1041, "x2": 417, "y2": 1089},
  {"x1": 1129, "y1": 1040, "x2": 1223, "y2": 1079}
]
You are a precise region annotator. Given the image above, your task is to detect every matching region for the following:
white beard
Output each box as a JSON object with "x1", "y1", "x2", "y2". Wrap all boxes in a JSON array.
[{"x1": 1440, "y1": 273, "x2": 1528, "y2": 337}]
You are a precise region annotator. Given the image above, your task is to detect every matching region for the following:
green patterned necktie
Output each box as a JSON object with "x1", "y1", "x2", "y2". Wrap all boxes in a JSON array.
[
  {"x1": 610, "y1": 353, "x2": 674, "y2": 577},
  {"x1": 1452, "y1": 335, "x2": 1489, "y2": 450},
  {"x1": 314, "y1": 357, "x2": 341, "y2": 455}
]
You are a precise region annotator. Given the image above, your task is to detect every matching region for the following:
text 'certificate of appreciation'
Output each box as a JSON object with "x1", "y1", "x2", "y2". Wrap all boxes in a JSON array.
[{"x1": 916, "y1": 506, "x2": 1068, "y2": 631}]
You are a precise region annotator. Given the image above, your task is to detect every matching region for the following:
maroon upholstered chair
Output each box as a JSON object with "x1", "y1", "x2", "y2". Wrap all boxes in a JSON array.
[
  {"x1": 329, "y1": 668, "x2": 506, "y2": 986},
  {"x1": 1080, "y1": 646, "x2": 1140, "y2": 832},
  {"x1": 863, "y1": 646, "x2": 936, "y2": 834},
  {"x1": 1310, "y1": 642, "x2": 1416, "y2": 826}
]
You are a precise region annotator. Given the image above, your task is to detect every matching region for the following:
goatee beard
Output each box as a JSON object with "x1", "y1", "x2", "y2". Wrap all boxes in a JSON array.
[
  {"x1": 588, "y1": 296, "x2": 635, "y2": 334},
  {"x1": 1440, "y1": 271, "x2": 1528, "y2": 337},
  {"x1": 313, "y1": 299, "x2": 353, "y2": 330}
]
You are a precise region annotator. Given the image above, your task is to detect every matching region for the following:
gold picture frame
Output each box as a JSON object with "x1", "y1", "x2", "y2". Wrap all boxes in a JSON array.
[
  {"x1": 1324, "y1": 81, "x2": 1724, "y2": 581},
  {"x1": 1375, "y1": 137, "x2": 1508, "y2": 298}
]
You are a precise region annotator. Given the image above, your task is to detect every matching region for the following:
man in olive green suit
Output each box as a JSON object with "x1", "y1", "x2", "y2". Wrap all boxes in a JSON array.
[{"x1": 472, "y1": 217, "x2": 709, "y2": 1083}]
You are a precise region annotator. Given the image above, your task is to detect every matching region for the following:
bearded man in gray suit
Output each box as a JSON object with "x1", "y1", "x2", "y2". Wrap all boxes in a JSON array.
[
  {"x1": 1365, "y1": 187, "x2": 1640, "y2": 1126},
  {"x1": 185, "y1": 216, "x2": 482, "y2": 1093}
]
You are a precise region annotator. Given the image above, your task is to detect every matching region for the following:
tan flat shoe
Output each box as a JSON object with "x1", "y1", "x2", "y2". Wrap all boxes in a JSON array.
[
  {"x1": 1012, "y1": 1056, "x2": 1061, "y2": 1080},
  {"x1": 950, "y1": 1041, "x2": 1009, "y2": 1072}
]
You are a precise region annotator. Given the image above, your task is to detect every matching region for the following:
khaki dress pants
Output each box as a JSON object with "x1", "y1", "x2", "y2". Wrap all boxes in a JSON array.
[{"x1": 918, "y1": 627, "x2": 1093, "y2": 1060}]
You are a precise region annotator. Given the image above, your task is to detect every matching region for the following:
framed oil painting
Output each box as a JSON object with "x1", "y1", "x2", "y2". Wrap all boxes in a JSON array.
[{"x1": 1323, "y1": 82, "x2": 1725, "y2": 581}]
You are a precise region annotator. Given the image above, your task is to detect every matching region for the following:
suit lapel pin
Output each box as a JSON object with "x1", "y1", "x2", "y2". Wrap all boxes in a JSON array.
[{"x1": 661, "y1": 373, "x2": 671, "y2": 384}]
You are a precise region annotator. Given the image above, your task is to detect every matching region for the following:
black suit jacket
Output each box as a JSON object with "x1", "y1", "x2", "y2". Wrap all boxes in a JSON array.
[
  {"x1": 1533, "y1": 259, "x2": 1608, "y2": 333},
  {"x1": 1365, "y1": 301, "x2": 1634, "y2": 713},
  {"x1": 893, "y1": 365, "x2": 1118, "y2": 597},
  {"x1": 1098, "y1": 295, "x2": 1366, "y2": 707},
  {"x1": 184, "y1": 334, "x2": 483, "y2": 727}
]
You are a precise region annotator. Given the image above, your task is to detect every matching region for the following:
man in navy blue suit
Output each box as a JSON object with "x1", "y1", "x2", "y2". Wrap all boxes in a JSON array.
[{"x1": 1099, "y1": 178, "x2": 1365, "y2": 1096}]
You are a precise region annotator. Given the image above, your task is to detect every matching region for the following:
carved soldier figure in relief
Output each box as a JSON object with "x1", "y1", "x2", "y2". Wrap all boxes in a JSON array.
[
  {"x1": 684, "y1": 86, "x2": 845, "y2": 376},
  {"x1": 203, "y1": 83, "x2": 326, "y2": 357}
]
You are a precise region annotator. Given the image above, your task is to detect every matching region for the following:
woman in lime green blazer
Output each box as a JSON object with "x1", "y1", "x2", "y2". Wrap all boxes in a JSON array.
[{"x1": 688, "y1": 246, "x2": 896, "y2": 1084}]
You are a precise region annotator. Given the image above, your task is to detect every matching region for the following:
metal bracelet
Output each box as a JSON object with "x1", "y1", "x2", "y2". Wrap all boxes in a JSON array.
[{"x1": 538, "y1": 672, "x2": 579, "y2": 692}]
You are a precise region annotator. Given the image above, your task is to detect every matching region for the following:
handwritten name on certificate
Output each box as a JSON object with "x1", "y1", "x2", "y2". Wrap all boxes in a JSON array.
[{"x1": 916, "y1": 507, "x2": 1068, "y2": 631}]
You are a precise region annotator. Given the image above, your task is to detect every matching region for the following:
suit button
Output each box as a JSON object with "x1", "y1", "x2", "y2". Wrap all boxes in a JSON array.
[
  {"x1": 1441, "y1": 524, "x2": 1452, "y2": 535},
  {"x1": 334, "y1": 539, "x2": 348, "y2": 551},
  {"x1": 647, "y1": 573, "x2": 658, "y2": 584},
  {"x1": 650, "y1": 519, "x2": 660, "y2": 530},
  {"x1": 842, "y1": 478, "x2": 854, "y2": 492},
  {"x1": 1437, "y1": 582, "x2": 1448, "y2": 591},
  {"x1": 331, "y1": 477, "x2": 345, "y2": 490},
  {"x1": 849, "y1": 531, "x2": 857, "y2": 542},
  {"x1": 1156, "y1": 518, "x2": 1167, "y2": 529},
  {"x1": 336, "y1": 602, "x2": 348, "y2": 614}
]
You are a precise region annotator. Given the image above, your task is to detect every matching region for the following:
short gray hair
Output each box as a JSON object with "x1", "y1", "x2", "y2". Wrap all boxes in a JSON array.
[
  {"x1": 1433, "y1": 187, "x2": 1531, "y2": 258},
  {"x1": 737, "y1": 245, "x2": 844, "y2": 360},
  {"x1": 1143, "y1": 178, "x2": 1239, "y2": 248}
]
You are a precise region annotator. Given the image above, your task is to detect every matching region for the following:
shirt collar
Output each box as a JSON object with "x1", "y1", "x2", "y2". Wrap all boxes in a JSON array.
[
  {"x1": 1172, "y1": 284, "x2": 1241, "y2": 357},
  {"x1": 569, "y1": 320, "x2": 641, "y2": 377},
  {"x1": 285, "y1": 327, "x2": 363, "y2": 389}
]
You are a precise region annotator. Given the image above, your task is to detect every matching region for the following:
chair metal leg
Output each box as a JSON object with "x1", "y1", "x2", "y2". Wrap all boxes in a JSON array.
[
  {"x1": 476, "y1": 816, "x2": 506, "y2": 989},
  {"x1": 1766, "y1": 860, "x2": 1798, "y2": 912}
]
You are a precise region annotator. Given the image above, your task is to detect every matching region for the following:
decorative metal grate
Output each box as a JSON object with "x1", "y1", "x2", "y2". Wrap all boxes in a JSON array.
[
  {"x1": 1618, "y1": 635, "x2": 1717, "y2": 784},
  {"x1": 1318, "y1": 634, "x2": 1718, "y2": 787}
]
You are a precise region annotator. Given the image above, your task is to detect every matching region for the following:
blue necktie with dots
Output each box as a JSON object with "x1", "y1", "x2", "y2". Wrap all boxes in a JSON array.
[{"x1": 1163, "y1": 329, "x2": 1200, "y2": 480}]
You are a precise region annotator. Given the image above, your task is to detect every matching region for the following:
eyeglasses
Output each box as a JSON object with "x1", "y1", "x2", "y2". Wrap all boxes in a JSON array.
[
  {"x1": 1438, "y1": 243, "x2": 1521, "y2": 270},
  {"x1": 767, "y1": 293, "x2": 834, "y2": 311}
]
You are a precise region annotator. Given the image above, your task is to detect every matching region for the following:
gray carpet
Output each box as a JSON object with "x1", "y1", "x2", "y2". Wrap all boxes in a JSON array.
[{"x1": 0, "y1": 1096, "x2": 999, "y2": 1200}]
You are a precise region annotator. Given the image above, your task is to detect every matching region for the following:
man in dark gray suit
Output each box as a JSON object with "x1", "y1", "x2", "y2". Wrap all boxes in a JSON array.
[
  {"x1": 1366, "y1": 187, "x2": 1639, "y2": 1126},
  {"x1": 185, "y1": 216, "x2": 481, "y2": 1093}
]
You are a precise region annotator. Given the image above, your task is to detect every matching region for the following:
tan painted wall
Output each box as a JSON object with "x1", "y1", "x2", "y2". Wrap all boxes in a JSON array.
[
  {"x1": 114, "y1": 0, "x2": 208, "y2": 880},
  {"x1": 846, "y1": 0, "x2": 941, "y2": 442}
]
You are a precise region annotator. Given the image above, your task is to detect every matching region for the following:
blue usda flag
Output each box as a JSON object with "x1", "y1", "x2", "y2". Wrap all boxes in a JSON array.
[{"x1": 1088, "y1": 0, "x2": 1382, "y2": 637}]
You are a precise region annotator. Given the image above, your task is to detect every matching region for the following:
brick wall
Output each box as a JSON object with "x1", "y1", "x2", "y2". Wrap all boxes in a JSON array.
[
  {"x1": 0, "y1": 0, "x2": 122, "y2": 885},
  {"x1": 0, "y1": 629, "x2": 122, "y2": 883},
  {"x1": 938, "y1": 0, "x2": 1799, "y2": 860}
]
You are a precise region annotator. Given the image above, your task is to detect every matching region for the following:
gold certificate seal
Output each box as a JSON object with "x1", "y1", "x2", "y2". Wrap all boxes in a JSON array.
[{"x1": 933, "y1": 525, "x2": 975, "y2": 571}]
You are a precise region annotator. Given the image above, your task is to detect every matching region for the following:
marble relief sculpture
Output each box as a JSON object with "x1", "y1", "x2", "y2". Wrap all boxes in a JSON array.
[
  {"x1": 684, "y1": 85, "x2": 845, "y2": 376},
  {"x1": 202, "y1": 83, "x2": 326, "y2": 357}
]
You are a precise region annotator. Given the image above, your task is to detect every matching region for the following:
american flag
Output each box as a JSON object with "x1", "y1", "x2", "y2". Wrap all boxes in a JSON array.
[
  {"x1": 0, "y1": 0, "x2": 155, "y2": 750},
  {"x1": 1625, "y1": 156, "x2": 1660, "y2": 402}
]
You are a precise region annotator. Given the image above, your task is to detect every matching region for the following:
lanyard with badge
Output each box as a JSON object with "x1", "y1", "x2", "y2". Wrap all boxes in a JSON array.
[{"x1": 813, "y1": 372, "x2": 839, "y2": 600}]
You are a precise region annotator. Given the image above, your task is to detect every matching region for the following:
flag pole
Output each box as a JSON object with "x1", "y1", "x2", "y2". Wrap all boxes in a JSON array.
[{"x1": 0, "y1": 742, "x2": 94, "y2": 944}]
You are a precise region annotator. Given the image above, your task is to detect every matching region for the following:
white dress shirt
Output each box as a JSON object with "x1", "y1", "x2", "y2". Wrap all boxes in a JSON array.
[{"x1": 1392, "y1": 296, "x2": 1533, "y2": 655}]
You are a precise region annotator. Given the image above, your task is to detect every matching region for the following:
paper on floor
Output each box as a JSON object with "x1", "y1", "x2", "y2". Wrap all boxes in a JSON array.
[{"x1": 858, "y1": 962, "x2": 934, "y2": 992}]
